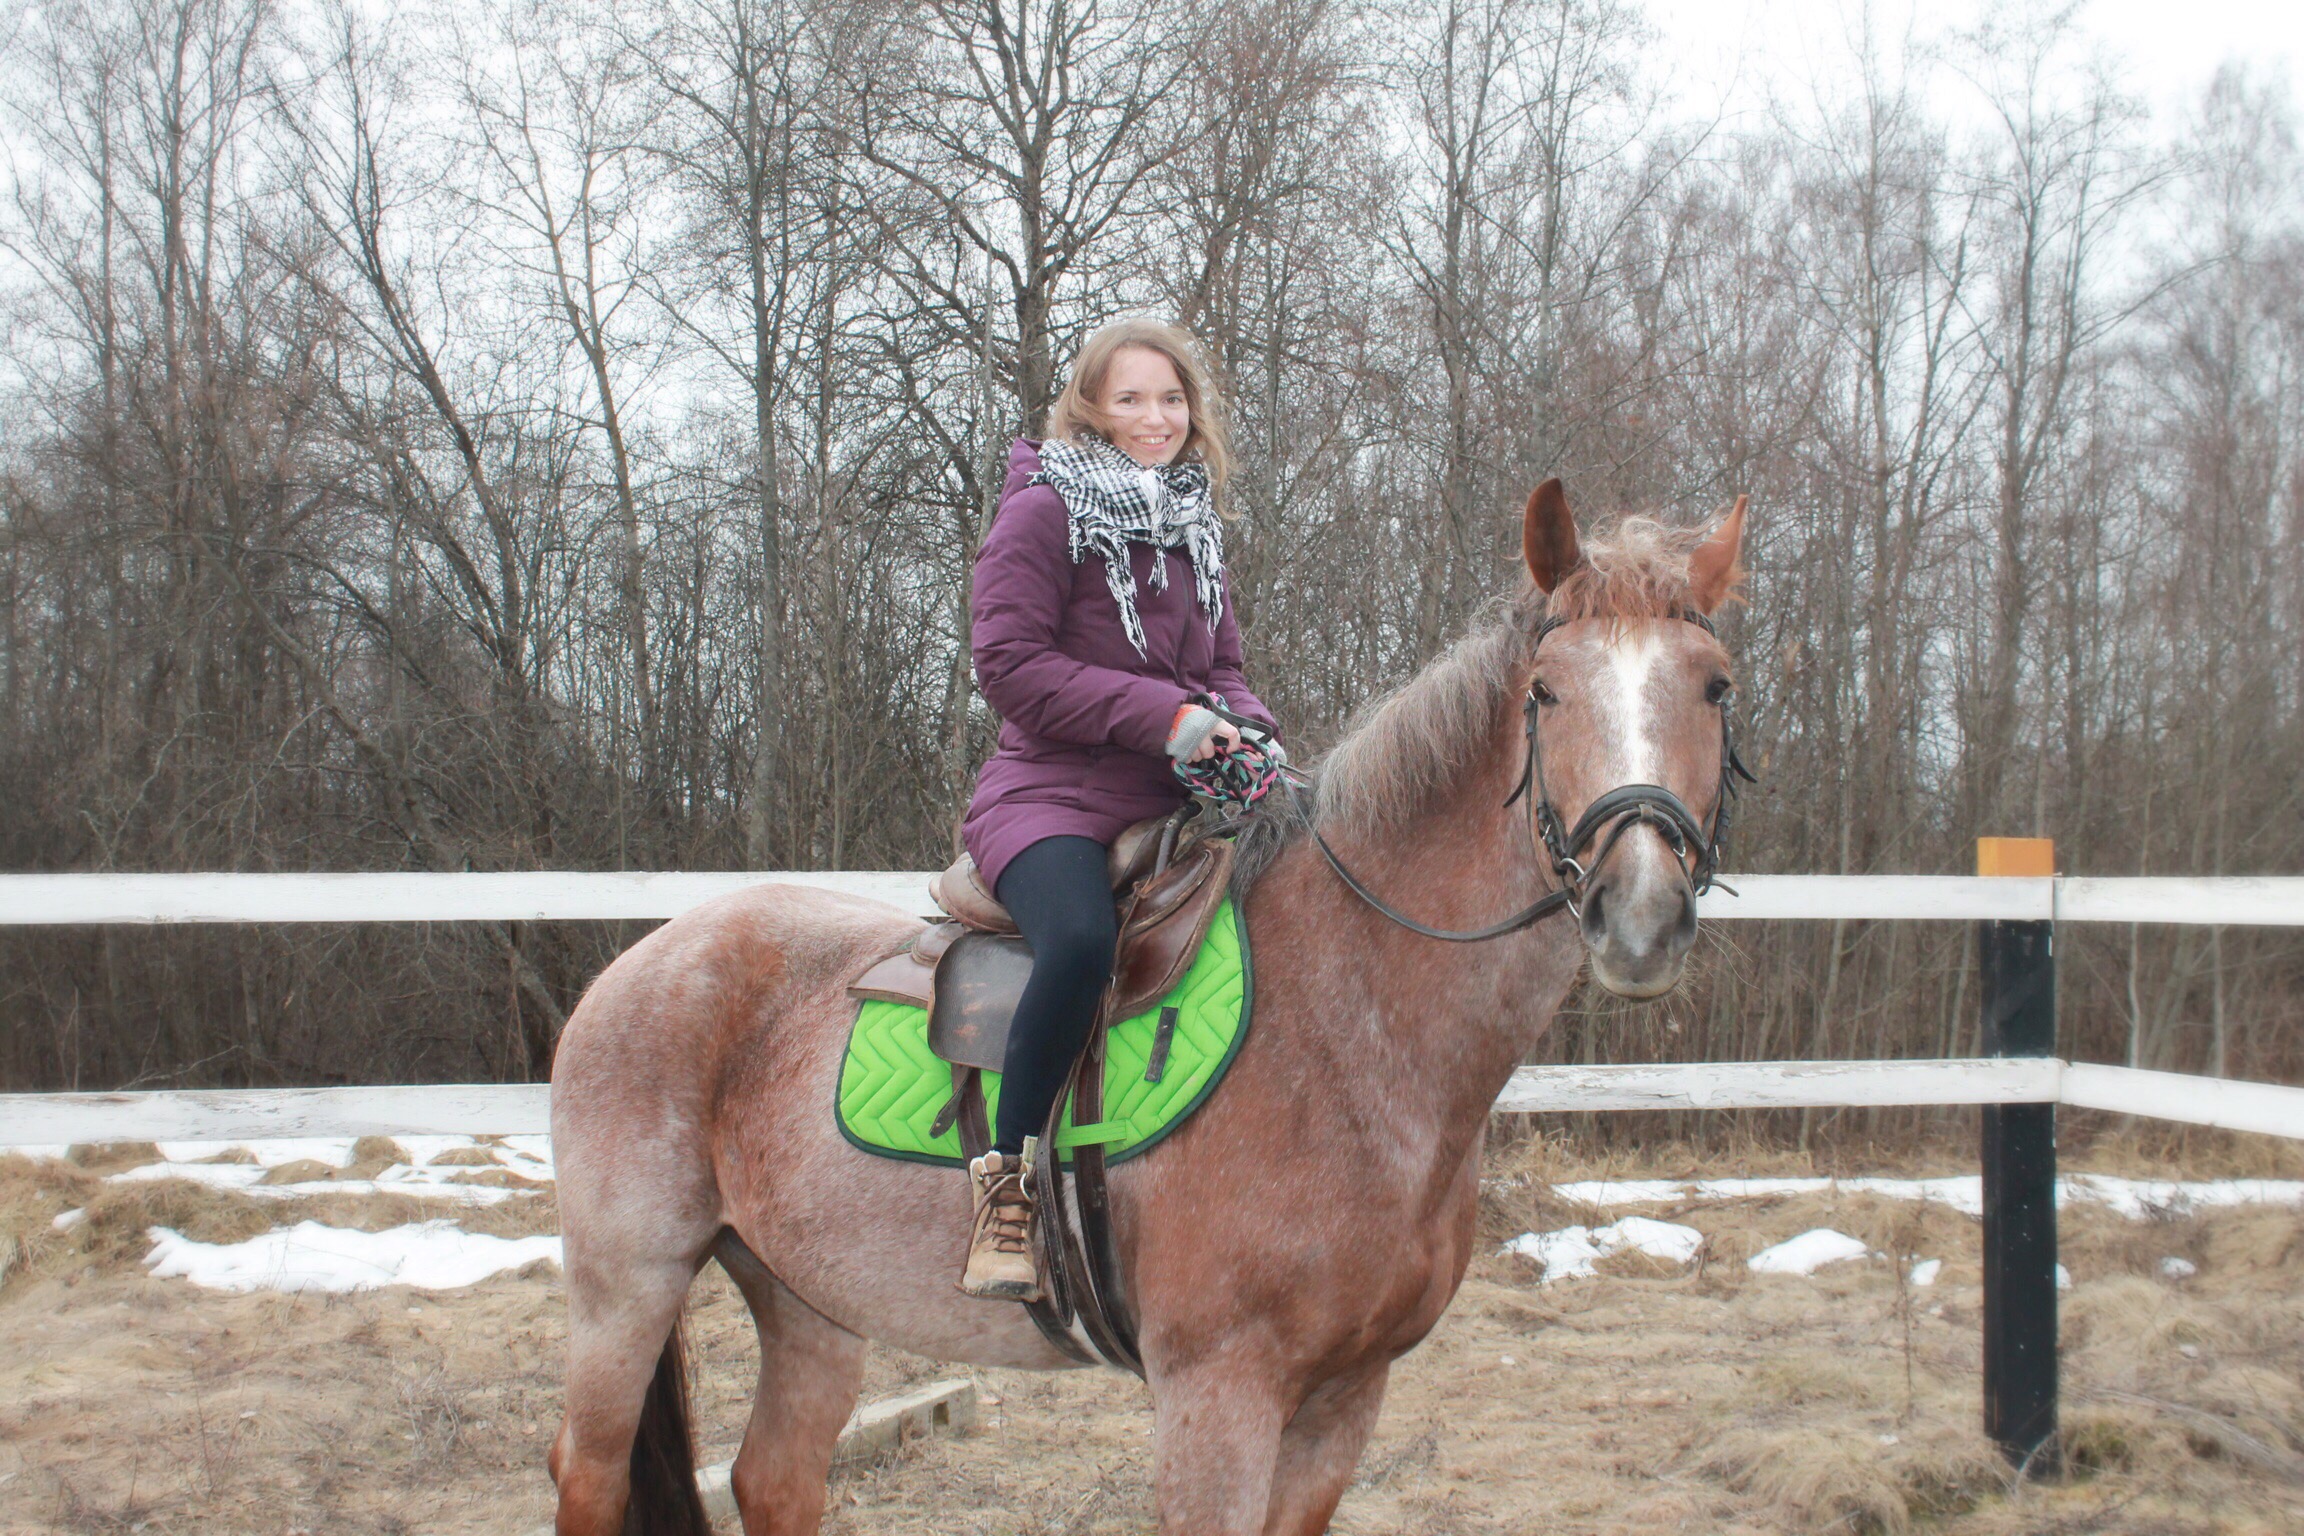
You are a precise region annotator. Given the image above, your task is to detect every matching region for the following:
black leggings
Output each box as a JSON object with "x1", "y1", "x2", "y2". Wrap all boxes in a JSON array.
[{"x1": 992, "y1": 835, "x2": 1119, "y2": 1155}]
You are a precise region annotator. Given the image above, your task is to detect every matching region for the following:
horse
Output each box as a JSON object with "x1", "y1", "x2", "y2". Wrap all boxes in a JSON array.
[{"x1": 546, "y1": 478, "x2": 1750, "y2": 1535}]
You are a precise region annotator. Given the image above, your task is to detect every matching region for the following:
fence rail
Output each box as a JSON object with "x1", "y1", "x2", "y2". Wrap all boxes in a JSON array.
[
  {"x1": 5, "y1": 870, "x2": 2304, "y2": 926},
  {"x1": 8, "y1": 1057, "x2": 2298, "y2": 1147}
]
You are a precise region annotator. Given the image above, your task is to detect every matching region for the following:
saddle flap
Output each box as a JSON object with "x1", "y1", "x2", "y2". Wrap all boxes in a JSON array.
[
  {"x1": 1110, "y1": 838, "x2": 1235, "y2": 1021},
  {"x1": 845, "y1": 921, "x2": 961, "y2": 1011},
  {"x1": 927, "y1": 931, "x2": 1036, "y2": 1073}
]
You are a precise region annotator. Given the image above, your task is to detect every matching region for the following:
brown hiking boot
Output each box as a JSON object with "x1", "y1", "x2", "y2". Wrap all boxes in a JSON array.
[{"x1": 961, "y1": 1142, "x2": 1042, "y2": 1301}]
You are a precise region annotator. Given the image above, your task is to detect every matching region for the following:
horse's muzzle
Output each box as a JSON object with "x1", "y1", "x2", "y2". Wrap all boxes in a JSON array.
[{"x1": 1577, "y1": 835, "x2": 1699, "y2": 998}]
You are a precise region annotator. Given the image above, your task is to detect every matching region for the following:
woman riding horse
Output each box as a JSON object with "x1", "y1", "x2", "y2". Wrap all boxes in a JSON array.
[{"x1": 957, "y1": 318, "x2": 1282, "y2": 1299}]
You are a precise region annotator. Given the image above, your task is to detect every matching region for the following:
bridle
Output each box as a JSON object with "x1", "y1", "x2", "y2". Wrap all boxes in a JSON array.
[{"x1": 1288, "y1": 609, "x2": 1756, "y2": 943}]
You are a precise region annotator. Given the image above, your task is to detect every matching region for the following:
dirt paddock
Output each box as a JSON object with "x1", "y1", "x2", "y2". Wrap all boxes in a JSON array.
[{"x1": 3, "y1": 1133, "x2": 2300, "y2": 1535}]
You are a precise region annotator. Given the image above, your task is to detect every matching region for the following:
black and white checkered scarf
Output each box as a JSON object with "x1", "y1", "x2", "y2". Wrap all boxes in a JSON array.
[{"x1": 1027, "y1": 433, "x2": 1225, "y2": 658}]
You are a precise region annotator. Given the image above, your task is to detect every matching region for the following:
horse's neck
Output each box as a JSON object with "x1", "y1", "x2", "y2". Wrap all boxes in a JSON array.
[{"x1": 1264, "y1": 741, "x2": 1583, "y2": 1174}]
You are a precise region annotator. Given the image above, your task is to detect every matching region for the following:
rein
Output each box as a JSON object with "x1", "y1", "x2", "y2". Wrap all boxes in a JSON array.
[{"x1": 1285, "y1": 610, "x2": 1756, "y2": 944}]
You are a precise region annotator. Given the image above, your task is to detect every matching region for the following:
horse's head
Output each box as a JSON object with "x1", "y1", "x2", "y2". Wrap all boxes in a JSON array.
[{"x1": 1521, "y1": 480, "x2": 1749, "y2": 998}]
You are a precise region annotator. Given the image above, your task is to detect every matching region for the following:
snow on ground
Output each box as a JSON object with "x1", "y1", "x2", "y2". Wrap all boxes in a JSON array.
[
  {"x1": 0, "y1": 1133, "x2": 555, "y2": 1205},
  {"x1": 1502, "y1": 1216, "x2": 1706, "y2": 1282},
  {"x1": 1545, "y1": 1174, "x2": 2304, "y2": 1220},
  {"x1": 155, "y1": 1138, "x2": 364, "y2": 1168},
  {"x1": 102, "y1": 1159, "x2": 533, "y2": 1204},
  {"x1": 143, "y1": 1219, "x2": 561, "y2": 1294},
  {"x1": 4, "y1": 1133, "x2": 552, "y2": 1177},
  {"x1": 1748, "y1": 1228, "x2": 1872, "y2": 1274},
  {"x1": 9, "y1": 1137, "x2": 2298, "y2": 1300}
]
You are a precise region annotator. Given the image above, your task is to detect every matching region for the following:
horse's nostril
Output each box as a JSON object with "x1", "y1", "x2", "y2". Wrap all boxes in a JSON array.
[
  {"x1": 1676, "y1": 885, "x2": 1697, "y2": 943},
  {"x1": 1580, "y1": 884, "x2": 1607, "y2": 941}
]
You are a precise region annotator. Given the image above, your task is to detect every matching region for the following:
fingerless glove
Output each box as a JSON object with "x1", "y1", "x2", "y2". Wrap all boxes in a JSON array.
[{"x1": 1166, "y1": 703, "x2": 1222, "y2": 760}]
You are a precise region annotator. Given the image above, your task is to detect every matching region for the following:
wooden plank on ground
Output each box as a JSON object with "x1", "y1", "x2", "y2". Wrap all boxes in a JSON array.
[
  {"x1": 2060, "y1": 1063, "x2": 2304, "y2": 1140},
  {"x1": 1493, "y1": 1057, "x2": 2062, "y2": 1114}
]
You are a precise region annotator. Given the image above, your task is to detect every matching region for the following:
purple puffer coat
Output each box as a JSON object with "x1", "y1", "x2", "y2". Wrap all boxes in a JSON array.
[{"x1": 960, "y1": 438, "x2": 1279, "y2": 890}]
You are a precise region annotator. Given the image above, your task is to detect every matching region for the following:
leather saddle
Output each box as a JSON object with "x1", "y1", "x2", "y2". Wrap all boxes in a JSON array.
[
  {"x1": 847, "y1": 808, "x2": 1234, "y2": 1074},
  {"x1": 844, "y1": 805, "x2": 1235, "y2": 1376}
]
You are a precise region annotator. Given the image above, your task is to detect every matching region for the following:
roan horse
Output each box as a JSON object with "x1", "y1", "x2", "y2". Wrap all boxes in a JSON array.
[{"x1": 547, "y1": 479, "x2": 1749, "y2": 1535}]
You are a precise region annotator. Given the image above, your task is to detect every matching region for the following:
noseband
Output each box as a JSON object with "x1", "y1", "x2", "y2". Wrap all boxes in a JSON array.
[{"x1": 1302, "y1": 609, "x2": 1756, "y2": 943}]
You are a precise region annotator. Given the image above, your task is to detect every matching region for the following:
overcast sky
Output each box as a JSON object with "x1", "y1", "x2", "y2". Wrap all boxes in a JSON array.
[{"x1": 1643, "y1": 0, "x2": 2297, "y2": 129}]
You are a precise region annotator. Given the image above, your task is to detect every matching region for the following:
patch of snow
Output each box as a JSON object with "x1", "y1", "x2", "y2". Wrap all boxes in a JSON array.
[
  {"x1": 374, "y1": 1161, "x2": 545, "y2": 1193},
  {"x1": 52, "y1": 1208, "x2": 86, "y2": 1232},
  {"x1": 1908, "y1": 1258, "x2": 1941, "y2": 1286},
  {"x1": 494, "y1": 1135, "x2": 555, "y2": 1177},
  {"x1": 155, "y1": 1139, "x2": 363, "y2": 1169},
  {"x1": 143, "y1": 1219, "x2": 561, "y2": 1294},
  {"x1": 1546, "y1": 1174, "x2": 2304, "y2": 1223},
  {"x1": 1504, "y1": 1226, "x2": 1605, "y2": 1281},
  {"x1": 2058, "y1": 1175, "x2": 2304, "y2": 1221},
  {"x1": 1502, "y1": 1216, "x2": 1705, "y2": 1282},
  {"x1": 105, "y1": 1162, "x2": 529, "y2": 1205},
  {"x1": 2160, "y1": 1255, "x2": 2198, "y2": 1279},
  {"x1": 2055, "y1": 1263, "x2": 2072, "y2": 1291},
  {"x1": 109, "y1": 1161, "x2": 271, "y2": 1191},
  {"x1": 1609, "y1": 1215, "x2": 1706, "y2": 1266},
  {"x1": 1748, "y1": 1228, "x2": 1869, "y2": 1275},
  {"x1": 1548, "y1": 1178, "x2": 1687, "y2": 1206},
  {"x1": 387, "y1": 1135, "x2": 483, "y2": 1167}
]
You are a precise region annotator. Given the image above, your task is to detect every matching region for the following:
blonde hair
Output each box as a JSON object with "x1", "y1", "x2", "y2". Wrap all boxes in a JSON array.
[{"x1": 1045, "y1": 320, "x2": 1237, "y2": 515}]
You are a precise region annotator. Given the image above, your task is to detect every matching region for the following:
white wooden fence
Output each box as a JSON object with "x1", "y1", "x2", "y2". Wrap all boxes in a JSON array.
[
  {"x1": 6, "y1": 869, "x2": 2304, "y2": 926},
  {"x1": 2, "y1": 870, "x2": 2300, "y2": 1145}
]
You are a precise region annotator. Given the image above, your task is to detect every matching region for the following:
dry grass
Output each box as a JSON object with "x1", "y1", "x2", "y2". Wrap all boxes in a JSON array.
[{"x1": 1, "y1": 1146, "x2": 2300, "y2": 1534}]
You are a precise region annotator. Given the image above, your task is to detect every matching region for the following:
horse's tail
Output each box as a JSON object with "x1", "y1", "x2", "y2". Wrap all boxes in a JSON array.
[{"x1": 622, "y1": 1315, "x2": 712, "y2": 1536}]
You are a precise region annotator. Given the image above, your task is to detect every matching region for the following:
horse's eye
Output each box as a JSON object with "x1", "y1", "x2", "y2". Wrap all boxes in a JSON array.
[
  {"x1": 1532, "y1": 680, "x2": 1558, "y2": 706},
  {"x1": 1706, "y1": 677, "x2": 1734, "y2": 705}
]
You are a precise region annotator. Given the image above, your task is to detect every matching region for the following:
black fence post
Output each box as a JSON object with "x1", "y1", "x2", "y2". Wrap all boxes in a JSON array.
[{"x1": 1978, "y1": 836, "x2": 2058, "y2": 1472}]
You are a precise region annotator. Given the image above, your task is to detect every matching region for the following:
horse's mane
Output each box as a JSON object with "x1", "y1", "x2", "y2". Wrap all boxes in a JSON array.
[{"x1": 1232, "y1": 516, "x2": 1714, "y2": 894}]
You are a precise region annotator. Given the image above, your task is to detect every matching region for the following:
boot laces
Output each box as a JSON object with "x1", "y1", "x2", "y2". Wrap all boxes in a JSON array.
[{"x1": 974, "y1": 1161, "x2": 1033, "y2": 1256}]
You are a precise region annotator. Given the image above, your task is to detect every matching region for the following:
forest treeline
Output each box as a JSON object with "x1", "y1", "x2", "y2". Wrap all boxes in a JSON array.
[{"x1": 3, "y1": 0, "x2": 2300, "y2": 1129}]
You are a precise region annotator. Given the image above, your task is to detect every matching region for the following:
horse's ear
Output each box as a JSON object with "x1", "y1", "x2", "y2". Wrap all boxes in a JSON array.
[
  {"x1": 1522, "y1": 479, "x2": 1581, "y2": 592},
  {"x1": 1688, "y1": 494, "x2": 1749, "y2": 614}
]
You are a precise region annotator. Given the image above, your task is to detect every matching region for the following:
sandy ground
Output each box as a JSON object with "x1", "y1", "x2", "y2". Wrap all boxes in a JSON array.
[{"x1": 3, "y1": 1134, "x2": 2301, "y2": 1535}]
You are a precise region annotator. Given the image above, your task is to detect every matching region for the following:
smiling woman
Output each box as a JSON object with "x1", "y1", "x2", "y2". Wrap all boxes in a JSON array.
[{"x1": 952, "y1": 318, "x2": 1280, "y2": 1299}]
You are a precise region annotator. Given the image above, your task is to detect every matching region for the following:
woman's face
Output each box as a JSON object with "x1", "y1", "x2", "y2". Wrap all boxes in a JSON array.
[{"x1": 1098, "y1": 346, "x2": 1189, "y2": 467}]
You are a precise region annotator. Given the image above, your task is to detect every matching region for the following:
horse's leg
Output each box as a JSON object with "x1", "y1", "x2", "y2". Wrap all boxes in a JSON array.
[
  {"x1": 1259, "y1": 1362, "x2": 1392, "y2": 1536},
  {"x1": 549, "y1": 1246, "x2": 707, "y2": 1536},
  {"x1": 719, "y1": 1234, "x2": 866, "y2": 1536},
  {"x1": 1151, "y1": 1366, "x2": 1294, "y2": 1534}
]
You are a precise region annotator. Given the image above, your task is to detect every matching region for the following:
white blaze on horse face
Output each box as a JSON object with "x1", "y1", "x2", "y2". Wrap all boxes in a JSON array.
[{"x1": 1598, "y1": 624, "x2": 1671, "y2": 786}]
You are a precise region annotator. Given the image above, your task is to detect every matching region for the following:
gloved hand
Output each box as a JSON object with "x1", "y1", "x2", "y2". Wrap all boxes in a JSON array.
[{"x1": 1166, "y1": 704, "x2": 1241, "y2": 762}]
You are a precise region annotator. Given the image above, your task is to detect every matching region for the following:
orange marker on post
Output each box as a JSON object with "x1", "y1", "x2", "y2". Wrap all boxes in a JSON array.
[{"x1": 1976, "y1": 837, "x2": 2054, "y2": 878}]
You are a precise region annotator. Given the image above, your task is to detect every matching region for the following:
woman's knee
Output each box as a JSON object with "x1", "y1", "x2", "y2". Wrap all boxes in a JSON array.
[{"x1": 1032, "y1": 909, "x2": 1118, "y2": 981}]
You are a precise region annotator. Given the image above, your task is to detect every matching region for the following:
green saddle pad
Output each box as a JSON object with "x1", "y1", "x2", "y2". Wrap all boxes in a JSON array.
[{"x1": 836, "y1": 896, "x2": 1251, "y2": 1168}]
